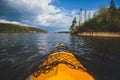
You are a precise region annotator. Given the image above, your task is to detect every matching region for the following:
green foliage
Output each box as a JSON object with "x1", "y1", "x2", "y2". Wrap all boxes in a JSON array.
[
  {"x1": 70, "y1": 17, "x2": 77, "y2": 33},
  {"x1": 109, "y1": 0, "x2": 117, "y2": 13},
  {"x1": 0, "y1": 23, "x2": 48, "y2": 33},
  {"x1": 71, "y1": 0, "x2": 120, "y2": 33}
]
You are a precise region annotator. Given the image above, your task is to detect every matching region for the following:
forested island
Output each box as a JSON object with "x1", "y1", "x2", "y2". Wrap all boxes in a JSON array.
[
  {"x1": 0, "y1": 23, "x2": 47, "y2": 33},
  {"x1": 70, "y1": 0, "x2": 120, "y2": 37}
]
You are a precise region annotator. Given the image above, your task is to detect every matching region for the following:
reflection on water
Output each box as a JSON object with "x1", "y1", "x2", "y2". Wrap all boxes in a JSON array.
[
  {"x1": 70, "y1": 35, "x2": 120, "y2": 62},
  {"x1": 0, "y1": 33, "x2": 120, "y2": 80},
  {"x1": 69, "y1": 35, "x2": 120, "y2": 80}
]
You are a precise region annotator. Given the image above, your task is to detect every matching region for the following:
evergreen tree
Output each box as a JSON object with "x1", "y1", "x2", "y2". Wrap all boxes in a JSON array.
[
  {"x1": 79, "y1": 8, "x2": 82, "y2": 25},
  {"x1": 70, "y1": 17, "x2": 77, "y2": 33},
  {"x1": 109, "y1": 0, "x2": 116, "y2": 11},
  {"x1": 88, "y1": 12, "x2": 91, "y2": 19},
  {"x1": 109, "y1": 0, "x2": 117, "y2": 31},
  {"x1": 84, "y1": 10, "x2": 87, "y2": 20}
]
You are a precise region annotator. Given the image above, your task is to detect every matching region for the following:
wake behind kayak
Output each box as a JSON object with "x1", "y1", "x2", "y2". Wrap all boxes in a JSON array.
[{"x1": 26, "y1": 42, "x2": 95, "y2": 80}]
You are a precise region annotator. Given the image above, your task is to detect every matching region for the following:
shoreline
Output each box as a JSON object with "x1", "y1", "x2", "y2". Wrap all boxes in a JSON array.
[{"x1": 78, "y1": 32, "x2": 120, "y2": 38}]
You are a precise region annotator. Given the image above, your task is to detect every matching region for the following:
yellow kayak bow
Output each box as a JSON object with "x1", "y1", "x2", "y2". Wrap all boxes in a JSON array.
[{"x1": 26, "y1": 43, "x2": 95, "y2": 80}]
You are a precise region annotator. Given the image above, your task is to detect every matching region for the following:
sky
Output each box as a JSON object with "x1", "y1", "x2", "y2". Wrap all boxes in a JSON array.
[{"x1": 0, "y1": 0, "x2": 120, "y2": 32}]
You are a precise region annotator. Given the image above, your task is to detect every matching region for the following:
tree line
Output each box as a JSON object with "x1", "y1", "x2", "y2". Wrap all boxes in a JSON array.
[
  {"x1": 0, "y1": 23, "x2": 47, "y2": 33},
  {"x1": 70, "y1": 0, "x2": 120, "y2": 34}
]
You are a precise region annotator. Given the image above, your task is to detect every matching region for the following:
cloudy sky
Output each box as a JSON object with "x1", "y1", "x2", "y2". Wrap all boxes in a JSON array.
[{"x1": 0, "y1": 0, "x2": 120, "y2": 32}]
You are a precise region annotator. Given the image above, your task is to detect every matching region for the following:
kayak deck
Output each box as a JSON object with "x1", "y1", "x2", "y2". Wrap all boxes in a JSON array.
[{"x1": 26, "y1": 52, "x2": 95, "y2": 80}]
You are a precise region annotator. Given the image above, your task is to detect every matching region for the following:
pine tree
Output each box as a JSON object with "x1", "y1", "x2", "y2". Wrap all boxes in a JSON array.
[
  {"x1": 109, "y1": 0, "x2": 117, "y2": 16},
  {"x1": 79, "y1": 8, "x2": 82, "y2": 25},
  {"x1": 70, "y1": 17, "x2": 77, "y2": 33},
  {"x1": 109, "y1": 0, "x2": 117, "y2": 31},
  {"x1": 84, "y1": 10, "x2": 87, "y2": 21},
  {"x1": 109, "y1": 0, "x2": 116, "y2": 11}
]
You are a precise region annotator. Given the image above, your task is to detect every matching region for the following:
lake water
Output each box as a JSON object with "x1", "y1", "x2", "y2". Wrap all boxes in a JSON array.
[{"x1": 0, "y1": 33, "x2": 120, "y2": 80}]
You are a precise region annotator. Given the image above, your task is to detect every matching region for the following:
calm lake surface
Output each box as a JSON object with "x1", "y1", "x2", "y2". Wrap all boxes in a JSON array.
[{"x1": 0, "y1": 33, "x2": 120, "y2": 80}]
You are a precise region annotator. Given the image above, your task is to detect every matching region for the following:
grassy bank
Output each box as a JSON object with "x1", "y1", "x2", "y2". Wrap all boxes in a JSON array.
[{"x1": 78, "y1": 32, "x2": 120, "y2": 37}]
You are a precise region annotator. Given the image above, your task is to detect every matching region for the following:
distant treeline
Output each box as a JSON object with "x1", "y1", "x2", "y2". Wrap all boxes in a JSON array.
[
  {"x1": 56, "y1": 31, "x2": 70, "y2": 33},
  {"x1": 70, "y1": 0, "x2": 120, "y2": 34},
  {"x1": 0, "y1": 23, "x2": 47, "y2": 33}
]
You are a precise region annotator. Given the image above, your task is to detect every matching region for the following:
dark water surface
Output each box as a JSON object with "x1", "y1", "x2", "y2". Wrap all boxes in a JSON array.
[{"x1": 0, "y1": 33, "x2": 120, "y2": 80}]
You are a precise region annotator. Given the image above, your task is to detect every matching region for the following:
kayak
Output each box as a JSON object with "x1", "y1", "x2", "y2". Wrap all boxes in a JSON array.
[{"x1": 26, "y1": 42, "x2": 95, "y2": 80}]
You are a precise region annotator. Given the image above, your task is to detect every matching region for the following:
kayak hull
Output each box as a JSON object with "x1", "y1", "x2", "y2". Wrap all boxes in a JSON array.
[{"x1": 26, "y1": 52, "x2": 95, "y2": 80}]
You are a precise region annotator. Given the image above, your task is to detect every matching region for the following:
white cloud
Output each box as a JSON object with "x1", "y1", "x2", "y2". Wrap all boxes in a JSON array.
[
  {"x1": 4, "y1": 0, "x2": 98, "y2": 31},
  {"x1": 36, "y1": 13, "x2": 72, "y2": 27},
  {"x1": 71, "y1": 10, "x2": 78, "y2": 16},
  {"x1": 7, "y1": 0, "x2": 61, "y2": 15},
  {"x1": 0, "y1": 18, "x2": 29, "y2": 26},
  {"x1": 6, "y1": 0, "x2": 73, "y2": 30}
]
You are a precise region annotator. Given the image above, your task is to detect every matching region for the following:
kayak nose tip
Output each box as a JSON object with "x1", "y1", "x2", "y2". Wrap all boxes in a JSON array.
[{"x1": 59, "y1": 42, "x2": 65, "y2": 47}]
